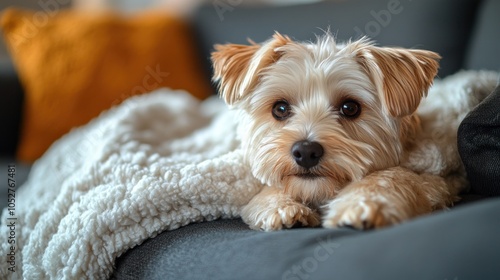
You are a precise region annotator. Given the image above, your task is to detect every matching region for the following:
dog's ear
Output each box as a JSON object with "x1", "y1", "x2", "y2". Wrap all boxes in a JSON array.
[
  {"x1": 211, "y1": 33, "x2": 292, "y2": 105},
  {"x1": 357, "y1": 46, "x2": 440, "y2": 117}
]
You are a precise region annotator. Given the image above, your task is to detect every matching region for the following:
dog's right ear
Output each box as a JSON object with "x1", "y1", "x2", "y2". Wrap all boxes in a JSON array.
[{"x1": 211, "y1": 33, "x2": 292, "y2": 105}]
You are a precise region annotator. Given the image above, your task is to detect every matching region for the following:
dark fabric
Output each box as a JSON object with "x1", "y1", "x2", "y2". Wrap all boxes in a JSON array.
[
  {"x1": 465, "y1": 0, "x2": 500, "y2": 71},
  {"x1": 0, "y1": 60, "x2": 24, "y2": 157},
  {"x1": 112, "y1": 198, "x2": 500, "y2": 280},
  {"x1": 458, "y1": 84, "x2": 500, "y2": 197},
  {"x1": 192, "y1": 0, "x2": 480, "y2": 83}
]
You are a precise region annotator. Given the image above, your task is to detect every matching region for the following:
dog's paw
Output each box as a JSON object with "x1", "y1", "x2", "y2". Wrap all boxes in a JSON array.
[
  {"x1": 242, "y1": 200, "x2": 320, "y2": 231},
  {"x1": 322, "y1": 198, "x2": 404, "y2": 230}
]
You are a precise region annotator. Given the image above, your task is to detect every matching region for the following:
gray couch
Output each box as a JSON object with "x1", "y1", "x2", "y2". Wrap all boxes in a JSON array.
[{"x1": 2, "y1": 0, "x2": 500, "y2": 279}]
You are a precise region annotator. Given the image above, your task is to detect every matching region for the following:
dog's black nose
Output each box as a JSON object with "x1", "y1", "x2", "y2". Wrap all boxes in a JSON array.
[{"x1": 291, "y1": 140, "x2": 324, "y2": 168}]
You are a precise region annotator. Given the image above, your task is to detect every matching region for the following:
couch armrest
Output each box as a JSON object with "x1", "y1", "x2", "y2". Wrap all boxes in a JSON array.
[{"x1": 0, "y1": 59, "x2": 24, "y2": 157}]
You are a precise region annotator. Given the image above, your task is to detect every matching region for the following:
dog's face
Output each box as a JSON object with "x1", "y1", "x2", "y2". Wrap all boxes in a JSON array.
[{"x1": 212, "y1": 33, "x2": 440, "y2": 205}]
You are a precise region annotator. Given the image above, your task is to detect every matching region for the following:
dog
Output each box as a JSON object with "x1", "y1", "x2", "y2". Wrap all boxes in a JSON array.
[{"x1": 211, "y1": 32, "x2": 497, "y2": 231}]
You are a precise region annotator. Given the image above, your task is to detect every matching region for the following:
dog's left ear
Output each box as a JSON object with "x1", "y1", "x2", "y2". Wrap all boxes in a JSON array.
[
  {"x1": 357, "y1": 46, "x2": 441, "y2": 117},
  {"x1": 211, "y1": 33, "x2": 292, "y2": 105}
]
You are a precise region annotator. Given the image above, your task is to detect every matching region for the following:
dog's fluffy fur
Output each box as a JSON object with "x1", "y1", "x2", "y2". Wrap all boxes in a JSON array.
[{"x1": 211, "y1": 33, "x2": 498, "y2": 231}]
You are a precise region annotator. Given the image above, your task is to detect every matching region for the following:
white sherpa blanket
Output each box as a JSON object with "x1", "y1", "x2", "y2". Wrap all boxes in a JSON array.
[{"x1": 0, "y1": 89, "x2": 264, "y2": 279}]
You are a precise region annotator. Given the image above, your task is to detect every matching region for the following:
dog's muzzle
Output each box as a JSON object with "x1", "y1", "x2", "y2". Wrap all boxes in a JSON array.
[{"x1": 291, "y1": 140, "x2": 324, "y2": 169}]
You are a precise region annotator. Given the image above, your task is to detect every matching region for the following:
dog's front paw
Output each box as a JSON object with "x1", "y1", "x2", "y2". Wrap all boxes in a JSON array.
[
  {"x1": 242, "y1": 198, "x2": 320, "y2": 231},
  {"x1": 323, "y1": 197, "x2": 405, "y2": 230}
]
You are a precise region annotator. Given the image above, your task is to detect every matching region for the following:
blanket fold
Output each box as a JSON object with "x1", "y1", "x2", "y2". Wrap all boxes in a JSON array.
[{"x1": 0, "y1": 89, "x2": 263, "y2": 279}]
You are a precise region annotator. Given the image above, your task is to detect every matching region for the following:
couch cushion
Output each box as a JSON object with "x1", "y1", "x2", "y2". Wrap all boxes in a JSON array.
[
  {"x1": 1, "y1": 9, "x2": 212, "y2": 162},
  {"x1": 192, "y1": 0, "x2": 480, "y2": 80},
  {"x1": 112, "y1": 198, "x2": 500, "y2": 279},
  {"x1": 458, "y1": 84, "x2": 500, "y2": 196},
  {"x1": 465, "y1": 0, "x2": 500, "y2": 71}
]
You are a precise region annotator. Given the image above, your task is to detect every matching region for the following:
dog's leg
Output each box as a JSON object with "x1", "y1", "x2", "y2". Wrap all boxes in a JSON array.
[
  {"x1": 323, "y1": 166, "x2": 456, "y2": 229},
  {"x1": 241, "y1": 186, "x2": 321, "y2": 231}
]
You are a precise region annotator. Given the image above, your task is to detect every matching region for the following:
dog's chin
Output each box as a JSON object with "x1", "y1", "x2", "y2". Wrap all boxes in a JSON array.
[{"x1": 282, "y1": 174, "x2": 340, "y2": 205}]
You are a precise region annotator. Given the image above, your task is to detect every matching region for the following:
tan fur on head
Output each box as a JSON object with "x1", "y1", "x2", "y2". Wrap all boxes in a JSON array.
[
  {"x1": 211, "y1": 32, "x2": 292, "y2": 105},
  {"x1": 357, "y1": 46, "x2": 441, "y2": 117}
]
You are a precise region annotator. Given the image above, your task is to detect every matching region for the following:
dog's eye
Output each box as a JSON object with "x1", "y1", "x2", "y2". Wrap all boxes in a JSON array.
[
  {"x1": 340, "y1": 100, "x2": 361, "y2": 118},
  {"x1": 272, "y1": 101, "x2": 292, "y2": 120}
]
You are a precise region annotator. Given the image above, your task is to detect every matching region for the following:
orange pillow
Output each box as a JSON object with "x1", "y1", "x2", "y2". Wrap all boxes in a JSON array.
[{"x1": 1, "y1": 8, "x2": 212, "y2": 162}]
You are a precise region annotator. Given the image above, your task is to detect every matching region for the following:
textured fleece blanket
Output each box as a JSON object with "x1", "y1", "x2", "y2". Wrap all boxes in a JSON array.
[{"x1": 0, "y1": 89, "x2": 263, "y2": 279}]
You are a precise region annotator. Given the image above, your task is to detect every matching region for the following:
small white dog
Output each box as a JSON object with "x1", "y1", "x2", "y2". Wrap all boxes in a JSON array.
[{"x1": 211, "y1": 33, "x2": 497, "y2": 231}]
